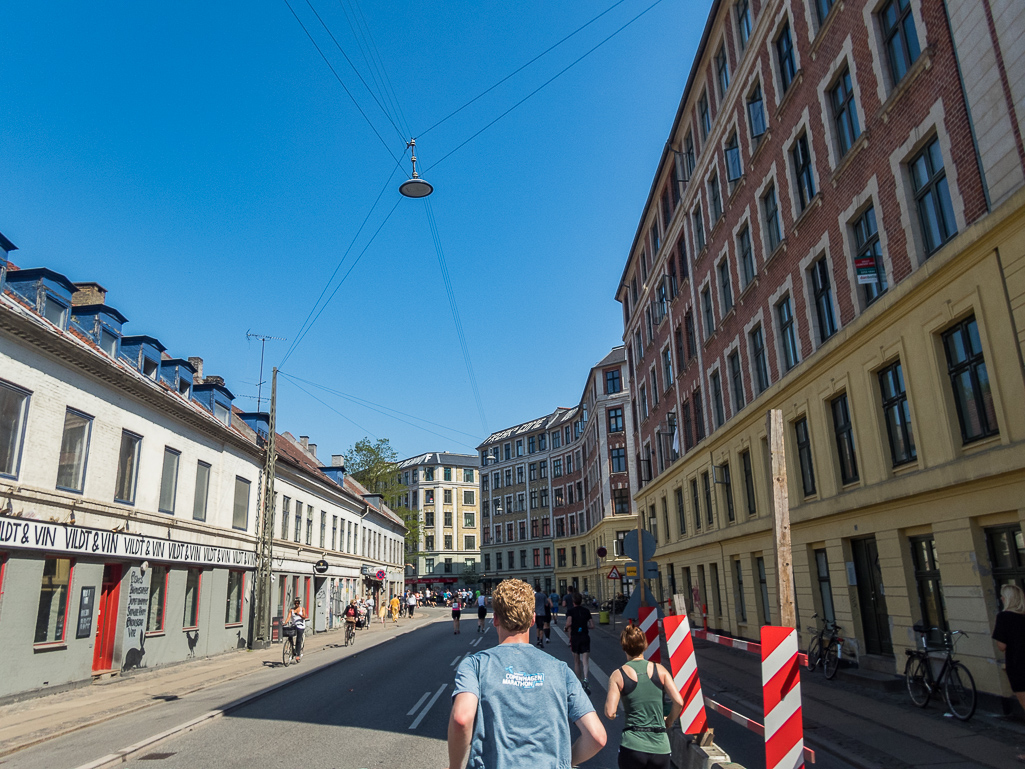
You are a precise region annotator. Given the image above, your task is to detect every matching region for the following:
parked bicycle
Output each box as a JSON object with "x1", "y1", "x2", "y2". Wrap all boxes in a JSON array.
[
  {"x1": 281, "y1": 623, "x2": 303, "y2": 667},
  {"x1": 904, "y1": 622, "x2": 976, "y2": 720},
  {"x1": 805, "y1": 613, "x2": 844, "y2": 679}
]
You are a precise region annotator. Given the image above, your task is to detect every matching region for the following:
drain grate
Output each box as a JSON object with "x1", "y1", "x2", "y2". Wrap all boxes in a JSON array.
[{"x1": 138, "y1": 753, "x2": 177, "y2": 761}]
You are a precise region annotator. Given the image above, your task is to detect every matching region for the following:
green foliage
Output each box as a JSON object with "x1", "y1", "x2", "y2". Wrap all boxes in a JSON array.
[{"x1": 343, "y1": 438, "x2": 420, "y2": 558}]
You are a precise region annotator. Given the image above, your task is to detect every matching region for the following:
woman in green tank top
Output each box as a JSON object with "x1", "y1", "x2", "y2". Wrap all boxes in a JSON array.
[{"x1": 603, "y1": 624, "x2": 683, "y2": 769}]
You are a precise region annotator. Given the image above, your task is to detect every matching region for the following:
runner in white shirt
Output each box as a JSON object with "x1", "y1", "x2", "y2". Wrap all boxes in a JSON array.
[{"x1": 476, "y1": 593, "x2": 488, "y2": 634}]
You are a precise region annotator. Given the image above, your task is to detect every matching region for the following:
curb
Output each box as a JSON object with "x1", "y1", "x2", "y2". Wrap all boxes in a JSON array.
[{"x1": 68, "y1": 616, "x2": 445, "y2": 769}]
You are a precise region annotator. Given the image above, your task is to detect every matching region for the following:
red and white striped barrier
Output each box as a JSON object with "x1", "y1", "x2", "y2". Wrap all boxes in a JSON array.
[
  {"x1": 664, "y1": 613, "x2": 707, "y2": 735},
  {"x1": 638, "y1": 606, "x2": 661, "y2": 663},
  {"x1": 762, "y1": 626, "x2": 805, "y2": 769},
  {"x1": 692, "y1": 627, "x2": 809, "y2": 667}
]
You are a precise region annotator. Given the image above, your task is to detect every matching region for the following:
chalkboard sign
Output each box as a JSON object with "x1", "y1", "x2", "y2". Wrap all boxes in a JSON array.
[{"x1": 76, "y1": 586, "x2": 96, "y2": 639}]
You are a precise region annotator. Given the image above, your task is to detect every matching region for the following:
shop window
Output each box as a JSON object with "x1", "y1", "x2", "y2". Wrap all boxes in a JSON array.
[
  {"x1": 147, "y1": 565, "x2": 169, "y2": 633},
  {"x1": 35, "y1": 557, "x2": 74, "y2": 644},
  {"x1": 225, "y1": 571, "x2": 244, "y2": 625},
  {"x1": 56, "y1": 409, "x2": 92, "y2": 493},
  {"x1": 183, "y1": 569, "x2": 202, "y2": 629}
]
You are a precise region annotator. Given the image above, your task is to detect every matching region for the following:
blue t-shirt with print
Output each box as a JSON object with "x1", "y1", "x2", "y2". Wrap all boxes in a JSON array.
[{"x1": 453, "y1": 642, "x2": 594, "y2": 769}]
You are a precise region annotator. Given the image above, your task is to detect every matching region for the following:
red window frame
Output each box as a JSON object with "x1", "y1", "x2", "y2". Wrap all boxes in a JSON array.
[
  {"x1": 146, "y1": 565, "x2": 170, "y2": 635},
  {"x1": 35, "y1": 557, "x2": 75, "y2": 646},
  {"x1": 225, "y1": 570, "x2": 245, "y2": 626}
]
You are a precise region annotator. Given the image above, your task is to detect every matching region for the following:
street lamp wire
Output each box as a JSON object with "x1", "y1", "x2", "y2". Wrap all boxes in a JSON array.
[
  {"x1": 418, "y1": 0, "x2": 631, "y2": 139},
  {"x1": 424, "y1": 0, "x2": 667, "y2": 174}
]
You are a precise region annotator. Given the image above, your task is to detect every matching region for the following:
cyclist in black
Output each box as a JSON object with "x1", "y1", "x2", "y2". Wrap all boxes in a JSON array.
[{"x1": 285, "y1": 599, "x2": 308, "y2": 662}]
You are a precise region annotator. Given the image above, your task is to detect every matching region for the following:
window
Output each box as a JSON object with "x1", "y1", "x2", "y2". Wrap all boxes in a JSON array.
[
  {"x1": 0, "y1": 380, "x2": 30, "y2": 479},
  {"x1": 662, "y1": 347, "x2": 674, "y2": 389},
  {"x1": 553, "y1": 458, "x2": 563, "y2": 478},
  {"x1": 464, "y1": 489, "x2": 475, "y2": 506},
  {"x1": 425, "y1": 489, "x2": 435, "y2": 504},
  {"x1": 557, "y1": 548, "x2": 567, "y2": 567},
  {"x1": 698, "y1": 91, "x2": 711, "y2": 140},
  {"x1": 542, "y1": 517, "x2": 550, "y2": 536},
  {"x1": 319, "y1": 511, "x2": 326, "y2": 548},
  {"x1": 943, "y1": 316, "x2": 997, "y2": 443},
  {"x1": 747, "y1": 83, "x2": 767, "y2": 139},
  {"x1": 691, "y1": 479, "x2": 701, "y2": 531},
  {"x1": 425, "y1": 534, "x2": 435, "y2": 550},
  {"x1": 734, "y1": 559, "x2": 747, "y2": 623},
  {"x1": 725, "y1": 134, "x2": 742, "y2": 185},
  {"x1": 147, "y1": 565, "x2": 169, "y2": 633},
  {"x1": 465, "y1": 535, "x2": 476, "y2": 550},
  {"x1": 879, "y1": 360, "x2": 916, "y2": 466},
  {"x1": 463, "y1": 468, "x2": 474, "y2": 483},
  {"x1": 444, "y1": 534, "x2": 453, "y2": 550},
  {"x1": 750, "y1": 325, "x2": 770, "y2": 394},
  {"x1": 763, "y1": 183, "x2": 782, "y2": 251},
  {"x1": 294, "y1": 500, "x2": 302, "y2": 542},
  {"x1": 538, "y1": 434, "x2": 547, "y2": 451},
  {"x1": 650, "y1": 222, "x2": 661, "y2": 255},
  {"x1": 444, "y1": 489, "x2": 453, "y2": 504},
  {"x1": 540, "y1": 460, "x2": 548, "y2": 479},
  {"x1": 776, "y1": 21, "x2": 796, "y2": 93},
  {"x1": 718, "y1": 259, "x2": 733, "y2": 314},
  {"x1": 445, "y1": 558, "x2": 454, "y2": 573},
  {"x1": 911, "y1": 138, "x2": 957, "y2": 256},
  {"x1": 34, "y1": 558, "x2": 73, "y2": 644},
  {"x1": 571, "y1": 547, "x2": 578, "y2": 567},
  {"x1": 483, "y1": 553, "x2": 491, "y2": 572},
  {"x1": 831, "y1": 393, "x2": 859, "y2": 484},
  {"x1": 56, "y1": 409, "x2": 92, "y2": 492},
  {"x1": 987, "y1": 527, "x2": 1025, "y2": 598},
  {"x1": 611, "y1": 447, "x2": 626, "y2": 473},
  {"x1": 811, "y1": 549, "x2": 836, "y2": 624},
  {"x1": 183, "y1": 569, "x2": 201, "y2": 629},
  {"x1": 640, "y1": 385, "x2": 649, "y2": 421},
  {"x1": 711, "y1": 371, "x2": 725, "y2": 428},
  {"x1": 304, "y1": 510, "x2": 312, "y2": 546},
  {"x1": 792, "y1": 134, "x2": 816, "y2": 212},
  {"x1": 529, "y1": 463, "x2": 537, "y2": 482},
  {"x1": 810, "y1": 258, "x2": 837, "y2": 342},
  {"x1": 694, "y1": 388, "x2": 705, "y2": 441},
  {"x1": 495, "y1": 552, "x2": 503, "y2": 570},
  {"x1": 777, "y1": 297, "x2": 799, "y2": 371},
  {"x1": 531, "y1": 517, "x2": 539, "y2": 537},
  {"x1": 425, "y1": 511, "x2": 435, "y2": 527},
  {"x1": 831, "y1": 67, "x2": 860, "y2": 156},
  {"x1": 684, "y1": 311, "x2": 696, "y2": 359},
  {"x1": 794, "y1": 417, "x2": 816, "y2": 496},
  {"x1": 193, "y1": 461, "x2": 211, "y2": 521},
  {"x1": 736, "y1": 0, "x2": 752, "y2": 50},
  {"x1": 853, "y1": 205, "x2": 887, "y2": 305},
  {"x1": 715, "y1": 44, "x2": 730, "y2": 97},
  {"x1": 741, "y1": 449, "x2": 756, "y2": 516},
  {"x1": 757, "y1": 556, "x2": 771, "y2": 623},
  {"x1": 693, "y1": 206, "x2": 706, "y2": 252},
  {"x1": 701, "y1": 286, "x2": 714, "y2": 337},
  {"x1": 114, "y1": 431, "x2": 142, "y2": 504},
  {"x1": 613, "y1": 488, "x2": 630, "y2": 513},
  {"x1": 233, "y1": 477, "x2": 250, "y2": 530},
  {"x1": 910, "y1": 536, "x2": 947, "y2": 644},
  {"x1": 606, "y1": 369, "x2": 622, "y2": 394},
  {"x1": 703, "y1": 472, "x2": 713, "y2": 527},
  {"x1": 158, "y1": 447, "x2": 180, "y2": 514},
  {"x1": 43, "y1": 294, "x2": 68, "y2": 329},
  {"x1": 728, "y1": 352, "x2": 745, "y2": 412},
  {"x1": 552, "y1": 431, "x2": 561, "y2": 449},
  {"x1": 738, "y1": 226, "x2": 755, "y2": 286},
  {"x1": 722, "y1": 463, "x2": 735, "y2": 522},
  {"x1": 225, "y1": 571, "x2": 244, "y2": 625},
  {"x1": 881, "y1": 0, "x2": 921, "y2": 85},
  {"x1": 683, "y1": 132, "x2": 695, "y2": 178},
  {"x1": 445, "y1": 510, "x2": 453, "y2": 527},
  {"x1": 608, "y1": 407, "x2": 624, "y2": 433},
  {"x1": 332, "y1": 516, "x2": 338, "y2": 550},
  {"x1": 533, "y1": 548, "x2": 541, "y2": 568}
]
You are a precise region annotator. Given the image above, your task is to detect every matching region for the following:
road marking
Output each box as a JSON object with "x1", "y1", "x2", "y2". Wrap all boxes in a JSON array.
[
  {"x1": 450, "y1": 654, "x2": 462, "y2": 667},
  {"x1": 407, "y1": 691, "x2": 430, "y2": 716},
  {"x1": 409, "y1": 683, "x2": 448, "y2": 730},
  {"x1": 552, "y1": 625, "x2": 610, "y2": 692}
]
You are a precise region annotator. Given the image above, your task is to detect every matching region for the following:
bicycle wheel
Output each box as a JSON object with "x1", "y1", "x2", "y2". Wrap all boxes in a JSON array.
[
  {"x1": 943, "y1": 662, "x2": 977, "y2": 721},
  {"x1": 807, "y1": 637, "x2": 822, "y2": 672},
  {"x1": 905, "y1": 655, "x2": 930, "y2": 707},
  {"x1": 282, "y1": 637, "x2": 293, "y2": 667},
  {"x1": 823, "y1": 641, "x2": 840, "y2": 679}
]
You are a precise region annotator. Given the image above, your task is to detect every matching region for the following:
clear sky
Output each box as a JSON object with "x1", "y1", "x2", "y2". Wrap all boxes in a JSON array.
[{"x1": 2, "y1": 1, "x2": 704, "y2": 459}]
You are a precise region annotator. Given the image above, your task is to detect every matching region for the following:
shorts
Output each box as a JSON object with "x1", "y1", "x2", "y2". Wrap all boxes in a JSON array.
[
  {"x1": 544, "y1": 612, "x2": 552, "y2": 626},
  {"x1": 570, "y1": 635, "x2": 591, "y2": 655},
  {"x1": 617, "y1": 746, "x2": 671, "y2": 769},
  {"x1": 478, "y1": 606, "x2": 487, "y2": 619},
  {"x1": 452, "y1": 610, "x2": 461, "y2": 620}
]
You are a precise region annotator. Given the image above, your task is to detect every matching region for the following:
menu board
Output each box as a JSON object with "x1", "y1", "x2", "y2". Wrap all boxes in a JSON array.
[{"x1": 76, "y1": 586, "x2": 96, "y2": 639}]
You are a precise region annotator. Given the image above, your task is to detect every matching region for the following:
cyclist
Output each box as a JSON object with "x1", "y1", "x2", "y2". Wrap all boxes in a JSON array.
[
  {"x1": 285, "y1": 598, "x2": 309, "y2": 662},
  {"x1": 343, "y1": 600, "x2": 358, "y2": 644}
]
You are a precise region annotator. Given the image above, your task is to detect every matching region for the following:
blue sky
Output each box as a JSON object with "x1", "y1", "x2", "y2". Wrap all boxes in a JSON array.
[{"x1": 2, "y1": 1, "x2": 703, "y2": 459}]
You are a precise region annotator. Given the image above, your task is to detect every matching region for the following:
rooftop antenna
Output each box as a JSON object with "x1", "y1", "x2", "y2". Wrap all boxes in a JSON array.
[
  {"x1": 399, "y1": 138, "x2": 434, "y2": 198},
  {"x1": 246, "y1": 331, "x2": 286, "y2": 411}
]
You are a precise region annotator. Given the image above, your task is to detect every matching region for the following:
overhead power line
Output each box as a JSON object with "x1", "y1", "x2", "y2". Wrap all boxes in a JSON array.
[{"x1": 425, "y1": 0, "x2": 667, "y2": 173}]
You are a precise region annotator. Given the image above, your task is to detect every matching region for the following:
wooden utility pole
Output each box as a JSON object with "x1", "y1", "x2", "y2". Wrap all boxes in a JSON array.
[
  {"x1": 766, "y1": 409, "x2": 796, "y2": 628},
  {"x1": 253, "y1": 368, "x2": 278, "y2": 648}
]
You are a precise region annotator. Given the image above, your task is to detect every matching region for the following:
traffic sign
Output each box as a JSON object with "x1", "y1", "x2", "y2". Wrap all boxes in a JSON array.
[
  {"x1": 622, "y1": 529, "x2": 657, "y2": 562},
  {"x1": 626, "y1": 560, "x2": 659, "y2": 579},
  {"x1": 596, "y1": 546, "x2": 608, "y2": 559},
  {"x1": 607, "y1": 565, "x2": 621, "y2": 580},
  {"x1": 375, "y1": 569, "x2": 386, "y2": 581}
]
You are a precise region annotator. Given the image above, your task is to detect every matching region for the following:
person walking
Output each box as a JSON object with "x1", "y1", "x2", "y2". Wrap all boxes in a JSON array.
[
  {"x1": 407, "y1": 591, "x2": 417, "y2": 619},
  {"x1": 994, "y1": 584, "x2": 1025, "y2": 761},
  {"x1": 452, "y1": 594, "x2": 463, "y2": 634},
  {"x1": 447, "y1": 578, "x2": 606, "y2": 769},
  {"x1": 565, "y1": 591, "x2": 595, "y2": 692},
  {"x1": 390, "y1": 593, "x2": 400, "y2": 623},
  {"x1": 476, "y1": 591, "x2": 488, "y2": 634},
  {"x1": 603, "y1": 624, "x2": 684, "y2": 769}
]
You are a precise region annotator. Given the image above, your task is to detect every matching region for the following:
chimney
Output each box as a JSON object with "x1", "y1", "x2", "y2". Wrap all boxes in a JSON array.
[
  {"x1": 331, "y1": 454, "x2": 345, "y2": 467},
  {"x1": 300, "y1": 436, "x2": 309, "y2": 449},
  {"x1": 188, "y1": 357, "x2": 204, "y2": 383},
  {"x1": 308, "y1": 443, "x2": 317, "y2": 458},
  {"x1": 205, "y1": 375, "x2": 225, "y2": 387},
  {"x1": 72, "y1": 282, "x2": 107, "y2": 306}
]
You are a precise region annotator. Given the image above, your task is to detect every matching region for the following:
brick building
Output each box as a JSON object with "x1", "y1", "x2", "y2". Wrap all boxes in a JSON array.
[{"x1": 617, "y1": 0, "x2": 1025, "y2": 705}]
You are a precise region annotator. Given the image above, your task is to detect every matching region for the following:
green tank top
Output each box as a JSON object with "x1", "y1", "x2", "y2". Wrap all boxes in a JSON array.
[{"x1": 619, "y1": 659, "x2": 670, "y2": 754}]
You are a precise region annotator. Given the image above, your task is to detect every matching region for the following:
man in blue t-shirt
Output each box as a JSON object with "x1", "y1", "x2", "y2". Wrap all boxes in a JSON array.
[{"x1": 448, "y1": 578, "x2": 606, "y2": 769}]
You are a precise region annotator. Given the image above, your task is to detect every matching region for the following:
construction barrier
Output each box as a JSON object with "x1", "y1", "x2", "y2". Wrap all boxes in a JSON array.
[
  {"x1": 761, "y1": 626, "x2": 805, "y2": 769},
  {"x1": 663, "y1": 613, "x2": 707, "y2": 735},
  {"x1": 638, "y1": 606, "x2": 661, "y2": 663}
]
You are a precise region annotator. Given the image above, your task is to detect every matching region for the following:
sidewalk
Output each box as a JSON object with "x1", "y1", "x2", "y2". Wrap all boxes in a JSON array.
[
  {"x1": 0, "y1": 607, "x2": 446, "y2": 759},
  {"x1": 590, "y1": 617, "x2": 1024, "y2": 769}
]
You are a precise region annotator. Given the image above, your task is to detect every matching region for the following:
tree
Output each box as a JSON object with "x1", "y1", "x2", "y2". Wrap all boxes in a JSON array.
[{"x1": 343, "y1": 438, "x2": 420, "y2": 559}]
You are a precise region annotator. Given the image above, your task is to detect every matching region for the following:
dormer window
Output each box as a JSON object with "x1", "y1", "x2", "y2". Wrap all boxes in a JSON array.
[
  {"x1": 178, "y1": 377, "x2": 191, "y2": 397},
  {"x1": 143, "y1": 357, "x2": 159, "y2": 380},
  {"x1": 214, "y1": 401, "x2": 230, "y2": 425},
  {"x1": 43, "y1": 295, "x2": 68, "y2": 329},
  {"x1": 100, "y1": 329, "x2": 118, "y2": 357}
]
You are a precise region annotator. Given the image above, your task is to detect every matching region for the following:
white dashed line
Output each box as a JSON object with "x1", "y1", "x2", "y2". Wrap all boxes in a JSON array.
[
  {"x1": 409, "y1": 683, "x2": 448, "y2": 730},
  {"x1": 407, "y1": 691, "x2": 430, "y2": 716}
]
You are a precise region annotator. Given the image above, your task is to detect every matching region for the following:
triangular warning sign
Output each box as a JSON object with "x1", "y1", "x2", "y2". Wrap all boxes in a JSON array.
[{"x1": 607, "y1": 565, "x2": 622, "y2": 580}]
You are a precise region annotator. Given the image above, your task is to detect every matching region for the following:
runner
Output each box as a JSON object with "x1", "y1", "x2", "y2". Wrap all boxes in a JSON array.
[
  {"x1": 476, "y1": 591, "x2": 487, "y2": 634},
  {"x1": 407, "y1": 591, "x2": 417, "y2": 618},
  {"x1": 549, "y1": 588, "x2": 561, "y2": 622},
  {"x1": 534, "y1": 586, "x2": 552, "y2": 648},
  {"x1": 565, "y1": 591, "x2": 595, "y2": 693},
  {"x1": 452, "y1": 594, "x2": 463, "y2": 635}
]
